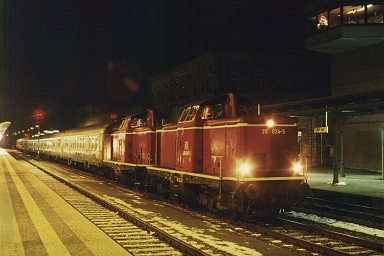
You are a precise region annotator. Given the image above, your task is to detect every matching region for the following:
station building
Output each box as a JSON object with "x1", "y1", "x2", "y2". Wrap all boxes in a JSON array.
[
  {"x1": 149, "y1": 52, "x2": 328, "y2": 122},
  {"x1": 295, "y1": 1, "x2": 384, "y2": 173},
  {"x1": 149, "y1": 1, "x2": 384, "y2": 177}
]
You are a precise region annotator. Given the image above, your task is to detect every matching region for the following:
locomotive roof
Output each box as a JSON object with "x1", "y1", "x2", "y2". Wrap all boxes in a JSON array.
[{"x1": 121, "y1": 111, "x2": 148, "y2": 119}]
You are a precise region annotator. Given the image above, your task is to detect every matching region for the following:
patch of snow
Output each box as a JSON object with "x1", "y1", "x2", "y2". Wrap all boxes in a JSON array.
[
  {"x1": 287, "y1": 211, "x2": 384, "y2": 238},
  {"x1": 326, "y1": 181, "x2": 347, "y2": 185},
  {"x1": 102, "y1": 195, "x2": 263, "y2": 255}
]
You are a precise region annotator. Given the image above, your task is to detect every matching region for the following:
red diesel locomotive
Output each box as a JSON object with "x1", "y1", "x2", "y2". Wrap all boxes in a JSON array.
[{"x1": 17, "y1": 93, "x2": 310, "y2": 217}]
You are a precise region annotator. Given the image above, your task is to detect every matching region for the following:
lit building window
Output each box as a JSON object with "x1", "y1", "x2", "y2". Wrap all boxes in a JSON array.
[
  {"x1": 343, "y1": 5, "x2": 365, "y2": 24},
  {"x1": 308, "y1": 4, "x2": 383, "y2": 35},
  {"x1": 317, "y1": 11, "x2": 329, "y2": 30},
  {"x1": 367, "y1": 4, "x2": 384, "y2": 23},
  {"x1": 329, "y1": 7, "x2": 341, "y2": 28}
]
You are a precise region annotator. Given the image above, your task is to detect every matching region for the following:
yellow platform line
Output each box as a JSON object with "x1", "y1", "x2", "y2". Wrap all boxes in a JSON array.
[
  {"x1": 1, "y1": 149, "x2": 131, "y2": 255},
  {"x1": 0, "y1": 157, "x2": 25, "y2": 256},
  {"x1": 2, "y1": 153, "x2": 71, "y2": 255}
]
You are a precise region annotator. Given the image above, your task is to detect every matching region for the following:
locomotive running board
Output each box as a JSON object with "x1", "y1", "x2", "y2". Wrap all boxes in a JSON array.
[{"x1": 146, "y1": 165, "x2": 307, "y2": 182}]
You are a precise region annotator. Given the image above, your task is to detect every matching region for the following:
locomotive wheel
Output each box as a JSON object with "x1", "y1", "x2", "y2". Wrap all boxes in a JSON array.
[{"x1": 280, "y1": 188, "x2": 294, "y2": 212}]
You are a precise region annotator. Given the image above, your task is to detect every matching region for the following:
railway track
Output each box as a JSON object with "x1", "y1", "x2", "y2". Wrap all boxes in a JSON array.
[
  {"x1": 218, "y1": 215, "x2": 384, "y2": 256},
  {"x1": 272, "y1": 218, "x2": 383, "y2": 255},
  {"x1": 14, "y1": 153, "x2": 275, "y2": 255},
  {"x1": 300, "y1": 197, "x2": 384, "y2": 226},
  {"x1": 14, "y1": 152, "x2": 384, "y2": 256},
  {"x1": 28, "y1": 163, "x2": 197, "y2": 255},
  {"x1": 13, "y1": 154, "x2": 215, "y2": 256}
]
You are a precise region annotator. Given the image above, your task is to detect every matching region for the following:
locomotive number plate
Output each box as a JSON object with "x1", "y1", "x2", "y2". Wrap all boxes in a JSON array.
[{"x1": 262, "y1": 129, "x2": 286, "y2": 134}]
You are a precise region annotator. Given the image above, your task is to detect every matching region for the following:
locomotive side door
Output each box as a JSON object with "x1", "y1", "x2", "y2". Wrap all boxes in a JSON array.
[{"x1": 176, "y1": 105, "x2": 203, "y2": 173}]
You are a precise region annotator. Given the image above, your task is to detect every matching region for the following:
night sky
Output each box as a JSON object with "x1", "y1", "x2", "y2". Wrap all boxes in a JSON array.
[{"x1": 2, "y1": 0, "x2": 308, "y2": 134}]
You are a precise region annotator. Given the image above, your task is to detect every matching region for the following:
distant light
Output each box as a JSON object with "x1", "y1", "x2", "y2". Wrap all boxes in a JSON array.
[{"x1": 110, "y1": 113, "x2": 118, "y2": 119}]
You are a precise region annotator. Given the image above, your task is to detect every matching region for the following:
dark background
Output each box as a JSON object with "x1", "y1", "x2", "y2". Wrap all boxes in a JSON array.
[{"x1": 3, "y1": 0, "x2": 312, "y2": 133}]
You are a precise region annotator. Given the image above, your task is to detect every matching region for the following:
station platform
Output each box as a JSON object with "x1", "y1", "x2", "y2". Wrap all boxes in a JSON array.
[
  {"x1": 306, "y1": 167, "x2": 384, "y2": 208},
  {"x1": 0, "y1": 148, "x2": 131, "y2": 256}
]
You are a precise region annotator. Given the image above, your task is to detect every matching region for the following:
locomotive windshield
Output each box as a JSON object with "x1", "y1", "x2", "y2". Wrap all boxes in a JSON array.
[
  {"x1": 179, "y1": 105, "x2": 199, "y2": 122},
  {"x1": 201, "y1": 104, "x2": 224, "y2": 119},
  {"x1": 131, "y1": 118, "x2": 146, "y2": 127},
  {"x1": 119, "y1": 119, "x2": 129, "y2": 130},
  {"x1": 238, "y1": 104, "x2": 257, "y2": 116}
]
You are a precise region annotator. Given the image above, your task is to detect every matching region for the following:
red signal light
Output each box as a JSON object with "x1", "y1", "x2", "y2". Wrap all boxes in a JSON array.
[{"x1": 33, "y1": 109, "x2": 46, "y2": 122}]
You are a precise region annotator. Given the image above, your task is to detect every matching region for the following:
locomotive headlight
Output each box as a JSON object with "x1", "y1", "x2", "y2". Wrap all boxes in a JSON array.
[
  {"x1": 266, "y1": 119, "x2": 275, "y2": 128},
  {"x1": 293, "y1": 162, "x2": 303, "y2": 174},
  {"x1": 239, "y1": 162, "x2": 251, "y2": 176}
]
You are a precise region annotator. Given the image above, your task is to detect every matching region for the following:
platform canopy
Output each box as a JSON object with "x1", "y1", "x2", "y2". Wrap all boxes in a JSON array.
[{"x1": 0, "y1": 122, "x2": 11, "y2": 135}]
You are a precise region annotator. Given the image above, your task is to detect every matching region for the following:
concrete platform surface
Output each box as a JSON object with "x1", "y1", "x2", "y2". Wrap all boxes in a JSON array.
[
  {"x1": 0, "y1": 148, "x2": 131, "y2": 256},
  {"x1": 306, "y1": 167, "x2": 384, "y2": 199}
]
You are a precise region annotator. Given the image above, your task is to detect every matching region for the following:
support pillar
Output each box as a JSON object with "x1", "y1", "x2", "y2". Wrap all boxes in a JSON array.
[
  {"x1": 340, "y1": 116, "x2": 345, "y2": 177},
  {"x1": 332, "y1": 110, "x2": 339, "y2": 184}
]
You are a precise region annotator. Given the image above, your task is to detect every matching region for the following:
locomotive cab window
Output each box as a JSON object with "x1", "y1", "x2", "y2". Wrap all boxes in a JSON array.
[
  {"x1": 132, "y1": 118, "x2": 146, "y2": 128},
  {"x1": 201, "y1": 104, "x2": 224, "y2": 119},
  {"x1": 119, "y1": 119, "x2": 129, "y2": 130},
  {"x1": 179, "y1": 105, "x2": 199, "y2": 122},
  {"x1": 238, "y1": 104, "x2": 256, "y2": 116}
]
